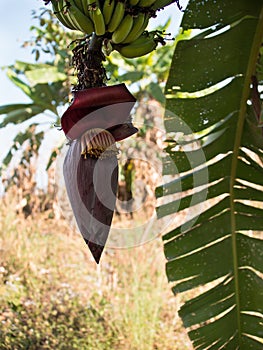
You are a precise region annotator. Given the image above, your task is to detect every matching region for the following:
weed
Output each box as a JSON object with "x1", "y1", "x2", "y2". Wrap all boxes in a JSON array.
[{"x1": 0, "y1": 196, "x2": 192, "y2": 349}]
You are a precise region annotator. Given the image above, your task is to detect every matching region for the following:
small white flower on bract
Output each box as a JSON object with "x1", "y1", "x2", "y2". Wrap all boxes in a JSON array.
[{"x1": 0, "y1": 266, "x2": 6, "y2": 274}]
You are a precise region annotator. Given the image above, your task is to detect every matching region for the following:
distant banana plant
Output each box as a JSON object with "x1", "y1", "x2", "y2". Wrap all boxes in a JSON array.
[
  {"x1": 0, "y1": 10, "x2": 77, "y2": 173},
  {"x1": 157, "y1": 0, "x2": 263, "y2": 348}
]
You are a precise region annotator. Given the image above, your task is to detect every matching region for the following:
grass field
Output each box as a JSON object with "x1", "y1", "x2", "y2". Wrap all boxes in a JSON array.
[{"x1": 0, "y1": 195, "x2": 193, "y2": 350}]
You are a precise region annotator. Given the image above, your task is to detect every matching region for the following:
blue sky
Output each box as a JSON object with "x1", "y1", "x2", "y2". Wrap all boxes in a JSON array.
[{"x1": 0, "y1": 0, "x2": 43, "y2": 105}]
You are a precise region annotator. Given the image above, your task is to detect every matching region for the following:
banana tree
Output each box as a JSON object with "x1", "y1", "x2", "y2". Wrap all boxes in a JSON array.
[{"x1": 157, "y1": 0, "x2": 263, "y2": 348}]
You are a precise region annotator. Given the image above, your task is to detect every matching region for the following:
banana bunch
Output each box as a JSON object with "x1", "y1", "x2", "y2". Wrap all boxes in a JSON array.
[
  {"x1": 113, "y1": 31, "x2": 165, "y2": 58},
  {"x1": 50, "y1": 0, "x2": 175, "y2": 57},
  {"x1": 51, "y1": 0, "x2": 94, "y2": 33}
]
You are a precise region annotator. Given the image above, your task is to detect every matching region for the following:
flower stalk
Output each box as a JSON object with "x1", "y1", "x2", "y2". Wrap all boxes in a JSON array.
[{"x1": 72, "y1": 33, "x2": 107, "y2": 90}]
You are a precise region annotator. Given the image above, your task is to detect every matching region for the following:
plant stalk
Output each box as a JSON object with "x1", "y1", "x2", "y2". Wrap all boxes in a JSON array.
[{"x1": 72, "y1": 33, "x2": 107, "y2": 90}]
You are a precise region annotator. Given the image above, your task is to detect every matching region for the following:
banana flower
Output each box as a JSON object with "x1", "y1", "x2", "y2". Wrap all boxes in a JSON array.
[{"x1": 62, "y1": 84, "x2": 137, "y2": 263}]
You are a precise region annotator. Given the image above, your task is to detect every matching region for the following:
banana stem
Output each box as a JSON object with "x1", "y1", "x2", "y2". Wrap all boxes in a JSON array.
[{"x1": 72, "y1": 33, "x2": 107, "y2": 90}]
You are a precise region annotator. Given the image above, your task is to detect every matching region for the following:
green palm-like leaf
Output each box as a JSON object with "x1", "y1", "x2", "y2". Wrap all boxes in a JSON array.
[
  {"x1": 7, "y1": 69, "x2": 59, "y2": 113},
  {"x1": 0, "y1": 62, "x2": 68, "y2": 128},
  {"x1": 0, "y1": 105, "x2": 45, "y2": 128},
  {"x1": 157, "y1": 0, "x2": 263, "y2": 348},
  {"x1": 0, "y1": 103, "x2": 38, "y2": 115},
  {"x1": 12, "y1": 61, "x2": 67, "y2": 84}
]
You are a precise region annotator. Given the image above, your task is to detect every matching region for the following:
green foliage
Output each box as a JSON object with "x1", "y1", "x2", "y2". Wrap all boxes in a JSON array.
[
  {"x1": 0, "y1": 200, "x2": 191, "y2": 350},
  {"x1": 1, "y1": 295, "x2": 117, "y2": 350},
  {"x1": 0, "y1": 104, "x2": 45, "y2": 128},
  {"x1": 157, "y1": 0, "x2": 263, "y2": 348}
]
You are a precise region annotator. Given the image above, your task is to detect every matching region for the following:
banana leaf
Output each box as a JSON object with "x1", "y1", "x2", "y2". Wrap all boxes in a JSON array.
[
  {"x1": 0, "y1": 103, "x2": 38, "y2": 115},
  {"x1": 0, "y1": 105, "x2": 45, "y2": 127},
  {"x1": 157, "y1": 0, "x2": 263, "y2": 348},
  {"x1": 6, "y1": 68, "x2": 63, "y2": 115},
  {"x1": 13, "y1": 60, "x2": 67, "y2": 85},
  {"x1": 25, "y1": 67, "x2": 67, "y2": 85}
]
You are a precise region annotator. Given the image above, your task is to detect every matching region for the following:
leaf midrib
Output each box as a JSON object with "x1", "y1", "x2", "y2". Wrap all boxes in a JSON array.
[{"x1": 230, "y1": 7, "x2": 263, "y2": 344}]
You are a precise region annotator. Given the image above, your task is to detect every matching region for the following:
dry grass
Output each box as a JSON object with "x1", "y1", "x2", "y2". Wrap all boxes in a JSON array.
[{"x1": 0, "y1": 195, "x2": 192, "y2": 350}]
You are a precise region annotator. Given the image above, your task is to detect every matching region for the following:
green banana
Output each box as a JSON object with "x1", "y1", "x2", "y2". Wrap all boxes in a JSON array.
[
  {"x1": 111, "y1": 14, "x2": 133, "y2": 44},
  {"x1": 67, "y1": 11, "x2": 84, "y2": 31},
  {"x1": 138, "y1": 0, "x2": 156, "y2": 7},
  {"x1": 114, "y1": 33, "x2": 158, "y2": 58},
  {"x1": 124, "y1": 31, "x2": 155, "y2": 46},
  {"x1": 81, "y1": 0, "x2": 97, "y2": 19},
  {"x1": 57, "y1": 0, "x2": 80, "y2": 30},
  {"x1": 81, "y1": 0, "x2": 90, "y2": 16},
  {"x1": 51, "y1": 0, "x2": 75, "y2": 30},
  {"x1": 68, "y1": 0, "x2": 95, "y2": 34},
  {"x1": 129, "y1": 0, "x2": 140, "y2": 5},
  {"x1": 151, "y1": 0, "x2": 175, "y2": 10},
  {"x1": 102, "y1": 0, "x2": 115, "y2": 26},
  {"x1": 122, "y1": 12, "x2": 148, "y2": 44},
  {"x1": 73, "y1": 0, "x2": 84, "y2": 12},
  {"x1": 107, "y1": 1, "x2": 125, "y2": 33},
  {"x1": 90, "y1": 6, "x2": 106, "y2": 36}
]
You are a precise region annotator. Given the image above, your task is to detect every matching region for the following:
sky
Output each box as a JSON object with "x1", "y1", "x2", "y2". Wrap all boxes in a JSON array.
[
  {"x1": 0, "y1": 0, "x2": 187, "y2": 190},
  {"x1": 0, "y1": 0, "x2": 43, "y2": 105}
]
